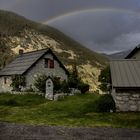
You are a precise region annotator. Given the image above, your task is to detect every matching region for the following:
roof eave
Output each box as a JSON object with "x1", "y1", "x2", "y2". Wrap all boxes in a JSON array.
[{"x1": 23, "y1": 48, "x2": 69, "y2": 76}]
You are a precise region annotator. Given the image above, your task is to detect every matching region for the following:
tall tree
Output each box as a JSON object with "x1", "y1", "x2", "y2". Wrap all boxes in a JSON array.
[{"x1": 98, "y1": 66, "x2": 111, "y2": 92}]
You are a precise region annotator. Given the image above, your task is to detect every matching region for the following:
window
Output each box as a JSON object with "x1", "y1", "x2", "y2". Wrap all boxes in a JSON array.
[
  {"x1": 44, "y1": 59, "x2": 54, "y2": 68},
  {"x1": 44, "y1": 58, "x2": 49, "y2": 68},
  {"x1": 50, "y1": 60, "x2": 54, "y2": 68},
  {"x1": 4, "y1": 77, "x2": 7, "y2": 84}
]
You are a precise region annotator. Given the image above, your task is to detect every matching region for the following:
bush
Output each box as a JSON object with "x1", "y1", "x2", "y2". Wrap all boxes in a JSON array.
[
  {"x1": 78, "y1": 83, "x2": 89, "y2": 94},
  {"x1": 61, "y1": 80, "x2": 70, "y2": 93},
  {"x1": 53, "y1": 77, "x2": 61, "y2": 93},
  {"x1": 34, "y1": 73, "x2": 89, "y2": 94},
  {"x1": 94, "y1": 94, "x2": 116, "y2": 112},
  {"x1": 11, "y1": 75, "x2": 26, "y2": 91},
  {"x1": 68, "y1": 75, "x2": 79, "y2": 88},
  {"x1": 84, "y1": 94, "x2": 116, "y2": 113},
  {"x1": 34, "y1": 74, "x2": 65, "y2": 93},
  {"x1": 34, "y1": 74, "x2": 48, "y2": 93}
]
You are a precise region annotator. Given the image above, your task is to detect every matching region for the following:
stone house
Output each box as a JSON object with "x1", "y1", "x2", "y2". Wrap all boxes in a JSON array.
[
  {"x1": 110, "y1": 60, "x2": 140, "y2": 111},
  {"x1": 0, "y1": 48, "x2": 69, "y2": 92},
  {"x1": 110, "y1": 46, "x2": 140, "y2": 112}
]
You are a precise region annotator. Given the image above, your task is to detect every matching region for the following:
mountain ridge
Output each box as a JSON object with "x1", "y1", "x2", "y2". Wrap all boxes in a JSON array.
[{"x1": 0, "y1": 9, "x2": 108, "y2": 91}]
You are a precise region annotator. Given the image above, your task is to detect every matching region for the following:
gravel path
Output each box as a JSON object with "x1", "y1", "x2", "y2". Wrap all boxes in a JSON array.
[{"x1": 0, "y1": 122, "x2": 140, "y2": 140}]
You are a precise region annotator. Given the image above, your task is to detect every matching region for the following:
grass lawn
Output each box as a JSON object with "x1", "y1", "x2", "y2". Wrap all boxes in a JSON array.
[{"x1": 0, "y1": 93, "x2": 140, "y2": 128}]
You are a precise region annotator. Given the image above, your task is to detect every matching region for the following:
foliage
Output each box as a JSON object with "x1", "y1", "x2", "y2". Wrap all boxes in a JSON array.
[
  {"x1": 61, "y1": 80, "x2": 70, "y2": 93},
  {"x1": 52, "y1": 77, "x2": 61, "y2": 92},
  {"x1": 34, "y1": 70, "x2": 89, "y2": 94},
  {"x1": 34, "y1": 74, "x2": 48, "y2": 93},
  {"x1": 68, "y1": 64, "x2": 89, "y2": 93},
  {"x1": 85, "y1": 94, "x2": 116, "y2": 113},
  {"x1": 0, "y1": 93, "x2": 140, "y2": 128},
  {"x1": 11, "y1": 75, "x2": 26, "y2": 91},
  {"x1": 78, "y1": 82, "x2": 90, "y2": 94},
  {"x1": 0, "y1": 40, "x2": 15, "y2": 68},
  {"x1": 67, "y1": 74, "x2": 79, "y2": 88},
  {"x1": 34, "y1": 74, "x2": 69, "y2": 93},
  {"x1": 98, "y1": 66, "x2": 111, "y2": 92},
  {"x1": 94, "y1": 94, "x2": 116, "y2": 112}
]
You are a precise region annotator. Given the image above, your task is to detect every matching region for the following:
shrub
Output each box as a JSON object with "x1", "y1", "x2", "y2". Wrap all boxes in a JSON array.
[
  {"x1": 84, "y1": 94, "x2": 116, "y2": 113},
  {"x1": 34, "y1": 74, "x2": 63, "y2": 93},
  {"x1": 94, "y1": 94, "x2": 116, "y2": 112},
  {"x1": 34, "y1": 73, "x2": 89, "y2": 94},
  {"x1": 61, "y1": 80, "x2": 70, "y2": 93},
  {"x1": 53, "y1": 77, "x2": 61, "y2": 93},
  {"x1": 78, "y1": 82, "x2": 90, "y2": 94},
  {"x1": 11, "y1": 75, "x2": 26, "y2": 91},
  {"x1": 68, "y1": 75, "x2": 79, "y2": 88},
  {"x1": 34, "y1": 74, "x2": 48, "y2": 93}
]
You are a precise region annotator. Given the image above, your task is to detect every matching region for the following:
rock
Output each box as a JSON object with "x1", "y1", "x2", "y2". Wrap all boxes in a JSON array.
[
  {"x1": 132, "y1": 94, "x2": 140, "y2": 98},
  {"x1": 130, "y1": 105, "x2": 137, "y2": 111},
  {"x1": 116, "y1": 96, "x2": 123, "y2": 101},
  {"x1": 54, "y1": 94, "x2": 65, "y2": 101}
]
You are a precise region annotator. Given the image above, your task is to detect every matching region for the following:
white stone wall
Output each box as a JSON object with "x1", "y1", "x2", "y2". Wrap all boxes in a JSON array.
[
  {"x1": 0, "y1": 76, "x2": 12, "y2": 92},
  {"x1": 112, "y1": 90, "x2": 140, "y2": 112},
  {"x1": 25, "y1": 53, "x2": 68, "y2": 88}
]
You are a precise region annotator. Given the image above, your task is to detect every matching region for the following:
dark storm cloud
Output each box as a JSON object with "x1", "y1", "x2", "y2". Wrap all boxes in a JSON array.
[
  {"x1": 49, "y1": 10, "x2": 140, "y2": 53},
  {"x1": 0, "y1": 0, "x2": 140, "y2": 53}
]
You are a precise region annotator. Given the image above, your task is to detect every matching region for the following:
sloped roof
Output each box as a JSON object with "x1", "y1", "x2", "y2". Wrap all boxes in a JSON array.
[
  {"x1": 110, "y1": 60, "x2": 140, "y2": 88},
  {"x1": 125, "y1": 46, "x2": 140, "y2": 59},
  {"x1": 0, "y1": 48, "x2": 69, "y2": 76}
]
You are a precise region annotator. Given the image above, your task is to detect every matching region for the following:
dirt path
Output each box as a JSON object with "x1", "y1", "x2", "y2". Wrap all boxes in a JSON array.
[{"x1": 0, "y1": 122, "x2": 140, "y2": 140}]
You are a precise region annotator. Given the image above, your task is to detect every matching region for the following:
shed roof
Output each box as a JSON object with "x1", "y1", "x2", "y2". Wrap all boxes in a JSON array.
[
  {"x1": 0, "y1": 48, "x2": 69, "y2": 76},
  {"x1": 110, "y1": 60, "x2": 140, "y2": 88}
]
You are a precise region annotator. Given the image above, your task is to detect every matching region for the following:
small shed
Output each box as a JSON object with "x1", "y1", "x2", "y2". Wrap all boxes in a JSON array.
[{"x1": 110, "y1": 60, "x2": 140, "y2": 112}]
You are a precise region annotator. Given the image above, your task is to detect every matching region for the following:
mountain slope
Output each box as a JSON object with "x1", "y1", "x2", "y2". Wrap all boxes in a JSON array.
[
  {"x1": 0, "y1": 10, "x2": 108, "y2": 91},
  {"x1": 108, "y1": 50, "x2": 132, "y2": 59}
]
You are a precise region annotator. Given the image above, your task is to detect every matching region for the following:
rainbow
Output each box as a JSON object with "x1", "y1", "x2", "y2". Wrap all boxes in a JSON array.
[{"x1": 44, "y1": 8, "x2": 140, "y2": 24}]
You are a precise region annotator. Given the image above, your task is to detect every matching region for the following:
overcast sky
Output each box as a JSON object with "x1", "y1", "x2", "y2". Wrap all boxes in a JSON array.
[{"x1": 0, "y1": 0, "x2": 140, "y2": 54}]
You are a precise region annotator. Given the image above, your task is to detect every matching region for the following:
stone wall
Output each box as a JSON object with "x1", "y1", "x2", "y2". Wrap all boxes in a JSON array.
[{"x1": 113, "y1": 91, "x2": 140, "y2": 112}]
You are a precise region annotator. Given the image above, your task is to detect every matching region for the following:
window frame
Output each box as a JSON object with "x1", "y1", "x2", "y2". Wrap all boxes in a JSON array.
[{"x1": 44, "y1": 58, "x2": 54, "y2": 69}]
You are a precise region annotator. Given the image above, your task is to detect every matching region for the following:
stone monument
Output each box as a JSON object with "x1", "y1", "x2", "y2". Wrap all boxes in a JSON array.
[{"x1": 45, "y1": 77, "x2": 54, "y2": 100}]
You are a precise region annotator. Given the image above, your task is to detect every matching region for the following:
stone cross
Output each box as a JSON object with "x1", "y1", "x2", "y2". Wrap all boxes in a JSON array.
[{"x1": 45, "y1": 77, "x2": 54, "y2": 100}]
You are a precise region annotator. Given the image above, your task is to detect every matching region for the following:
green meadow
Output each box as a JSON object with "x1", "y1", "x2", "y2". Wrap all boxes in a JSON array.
[{"x1": 0, "y1": 93, "x2": 140, "y2": 128}]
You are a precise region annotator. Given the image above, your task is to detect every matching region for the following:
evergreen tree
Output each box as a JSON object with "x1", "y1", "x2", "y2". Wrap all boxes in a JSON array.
[{"x1": 98, "y1": 66, "x2": 111, "y2": 92}]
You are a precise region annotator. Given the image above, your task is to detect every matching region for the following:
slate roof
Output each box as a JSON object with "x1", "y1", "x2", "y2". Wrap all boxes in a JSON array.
[
  {"x1": 0, "y1": 48, "x2": 69, "y2": 76},
  {"x1": 125, "y1": 46, "x2": 140, "y2": 59},
  {"x1": 110, "y1": 60, "x2": 140, "y2": 88}
]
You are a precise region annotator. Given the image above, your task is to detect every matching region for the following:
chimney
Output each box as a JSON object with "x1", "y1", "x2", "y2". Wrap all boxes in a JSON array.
[{"x1": 19, "y1": 49, "x2": 24, "y2": 55}]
